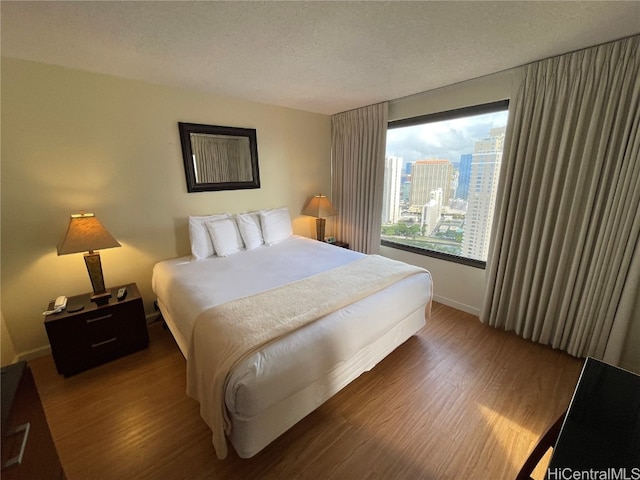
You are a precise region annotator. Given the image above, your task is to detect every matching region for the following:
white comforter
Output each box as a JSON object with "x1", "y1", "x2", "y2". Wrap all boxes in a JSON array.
[
  {"x1": 152, "y1": 236, "x2": 365, "y2": 352},
  {"x1": 152, "y1": 236, "x2": 433, "y2": 457}
]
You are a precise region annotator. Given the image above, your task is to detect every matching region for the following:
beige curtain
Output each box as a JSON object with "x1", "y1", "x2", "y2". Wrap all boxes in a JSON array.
[
  {"x1": 331, "y1": 102, "x2": 388, "y2": 253},
  {"x1": 482, "y1": 35, "x2": 640, "y2": 361}
]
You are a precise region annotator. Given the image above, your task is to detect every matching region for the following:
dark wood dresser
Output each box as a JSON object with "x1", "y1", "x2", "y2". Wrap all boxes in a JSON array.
[
  {"x1": 547, "y1": 357, "x2": 640, "y2": 476},
  {"x1": 1, "y1": 361, "x2": 65, "y2": 479},
  {"x1": 44, "y1": 283, "x2": 149, "y2": 377}
]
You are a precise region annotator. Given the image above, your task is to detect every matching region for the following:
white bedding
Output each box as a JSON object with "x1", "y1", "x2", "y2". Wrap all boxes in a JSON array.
[
  {"x1": 152, "y1": 235, "x2": 433, "y2": 458},
  {"x1": 152, "y1": 235, "x2": 364, "y2": 352}
]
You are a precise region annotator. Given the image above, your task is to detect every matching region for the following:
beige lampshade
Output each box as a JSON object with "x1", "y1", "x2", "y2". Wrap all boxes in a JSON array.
[
  {"x1": 57, "y1": 213, "x2": 121, "y2": 255},
  {"x1": 301, "y1": 195, "x2": 337, "y2": 218}
]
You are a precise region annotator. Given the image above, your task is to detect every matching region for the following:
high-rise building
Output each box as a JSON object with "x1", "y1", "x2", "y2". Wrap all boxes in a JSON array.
[
  {"x1": 381, "y1": 156, "x2": 403, "y2": 224},
  {"x1": 456, "y1": 153, "x2": 472, "y2": 200},
  {"x1": 462, "y1": 127, "x2": 506, "y2": 261},
  {"x1": 450, "y1": 169, "x2": 459, "y2": 201},
  {"x1": 400, "y1": 174, "x2": 411, "y2": 203},
  {"x1": 420, "y1": 188, "x2": 443, "y2": 236},
  {"x1": 409, "y1": 159, "x2": 452, "y2": 211},
  {"x1": 449, "y1": 198, "x2": 468, "y2": 211},
  {"x1": 405, "y1": 162, "x2": 414, "y2": 175}
]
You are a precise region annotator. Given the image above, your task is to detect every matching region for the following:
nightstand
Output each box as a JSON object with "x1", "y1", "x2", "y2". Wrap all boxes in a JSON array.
[
  {"x1": 333, "y1": 241, "x2": 349, "y2": 249},
  {"x1": 44, "y1": 283, "x2": 148, "y2": 377}
]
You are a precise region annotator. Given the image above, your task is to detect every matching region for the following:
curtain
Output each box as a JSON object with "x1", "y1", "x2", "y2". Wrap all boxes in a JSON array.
[
  {"x1": 482, "y1": 35, "x2": 640, "y2": 361},
  {"x1": 331, "y1": 102, "x2": 388, "y2": 254},
  {"x1": 191, "y1": 134, "x2": 252, "y2": 183}
]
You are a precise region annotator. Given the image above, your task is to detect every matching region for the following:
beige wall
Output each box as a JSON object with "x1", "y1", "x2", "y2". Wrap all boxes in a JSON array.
[
  {"x1": 1, "y1": 311, "x2": 18, "y2": 366},
  {"x1": 382, "y1": 68, "x2": 520, "y2": 315},
  {"x1": 1, "y1": 57, "x2": 331, "y2": 358}
]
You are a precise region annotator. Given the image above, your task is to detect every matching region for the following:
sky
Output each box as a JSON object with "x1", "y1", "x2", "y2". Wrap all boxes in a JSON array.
[{"x1": 386, "y1": 110, "x2": 508, "y2": 167}]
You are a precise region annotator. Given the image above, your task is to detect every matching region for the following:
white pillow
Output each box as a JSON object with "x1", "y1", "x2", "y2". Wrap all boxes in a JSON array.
[
  {"x1": 205, "y1": 217, "x2": 244, "y2": 257},
  {"x1": 260, "y1": 207, "x2": 293, "y2": 245},
  {"x1": 188, "y1": 214, "x2": 228, "y2": 260},
  {"x1": 236, "y1": 213, "x2": 264, "y2": 250}
]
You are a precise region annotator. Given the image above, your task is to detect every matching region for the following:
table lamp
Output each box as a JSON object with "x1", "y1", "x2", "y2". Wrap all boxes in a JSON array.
[
  {"x1": 57, "y1": 213, "x2": 121, "y2": 306},
  {"x1": 301, "y1": 194, "x2": 337, "y2": 241}
]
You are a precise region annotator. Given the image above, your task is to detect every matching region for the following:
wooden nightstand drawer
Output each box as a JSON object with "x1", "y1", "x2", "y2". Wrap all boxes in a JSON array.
[
  {"x1": 44, "y1": 283, "x2": 149, "y2": 377},
  {"x1": 47, "y1": 301, "x2": 141, "y2": 342},
  {"x1": 59, "y1": 334, "x2": 140, "y2": 375}
]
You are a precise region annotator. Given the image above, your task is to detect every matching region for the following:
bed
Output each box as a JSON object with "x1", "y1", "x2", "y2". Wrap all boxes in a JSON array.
[{"x1": 151, "y1": 210, "x2": 433, "y2": 459}]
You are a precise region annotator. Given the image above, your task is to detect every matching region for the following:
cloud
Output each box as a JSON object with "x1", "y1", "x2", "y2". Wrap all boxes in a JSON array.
[{"x1": 387, "y1": 111, "x2": 508, "y2": 165}]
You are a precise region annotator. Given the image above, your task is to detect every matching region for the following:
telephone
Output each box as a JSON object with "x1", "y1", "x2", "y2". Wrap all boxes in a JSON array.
[
  {"x1": 43, "y1": 296, "x2": 68, "y2": 316},
  {"x1": 54, "y1": 296, "x2": 68, "y2": 310}
]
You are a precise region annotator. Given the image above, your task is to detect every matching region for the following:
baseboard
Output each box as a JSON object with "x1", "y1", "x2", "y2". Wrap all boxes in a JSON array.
[
  {"x1": 17, "y1": 345, "x2": 52, "y2": 362},
  {"x1": 433, "y1": 295, "x2": 480, "y2": 317},
  {"x1": 146, "y1": 312, "x2": 162, "y2": 324}
]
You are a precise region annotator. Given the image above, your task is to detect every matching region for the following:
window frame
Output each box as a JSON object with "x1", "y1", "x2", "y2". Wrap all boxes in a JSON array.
[{"x1": 382, "y1": 99, "x2": 510, "y2": 269}]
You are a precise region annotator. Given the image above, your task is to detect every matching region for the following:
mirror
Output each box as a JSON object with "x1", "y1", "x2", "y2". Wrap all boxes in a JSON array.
[{"x1": 178, "y1": 122, "x2": 260, "y2": 192}]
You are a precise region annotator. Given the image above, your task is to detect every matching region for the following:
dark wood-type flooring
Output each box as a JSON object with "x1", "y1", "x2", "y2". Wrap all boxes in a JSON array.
[{"x1": 30, "y1": 302, "x2": 583, "y2": 479}]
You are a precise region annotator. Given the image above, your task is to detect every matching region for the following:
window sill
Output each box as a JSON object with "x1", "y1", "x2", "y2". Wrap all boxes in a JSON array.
[{"x1": 380, "y1": 240, "x2": 486, "y2": 269}]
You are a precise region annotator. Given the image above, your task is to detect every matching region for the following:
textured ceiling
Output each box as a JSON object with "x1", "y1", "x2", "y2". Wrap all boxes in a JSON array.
[{"x1": 2, "y1": 1, "x2": 639, "y2": 115}]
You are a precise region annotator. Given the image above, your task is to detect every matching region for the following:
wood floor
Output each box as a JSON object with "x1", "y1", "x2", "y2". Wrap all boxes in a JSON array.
[{"x1": 30, "y1": 302, "x2": 583, "y2": 480}]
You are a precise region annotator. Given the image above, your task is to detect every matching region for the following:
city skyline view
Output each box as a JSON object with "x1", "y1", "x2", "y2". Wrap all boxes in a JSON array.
[
  {"x1": 382, "y1": 108, "x2": 509, "y2": 263},
  {"x1": 386, "y1": 110, "x2": 509, "y2": 168}
]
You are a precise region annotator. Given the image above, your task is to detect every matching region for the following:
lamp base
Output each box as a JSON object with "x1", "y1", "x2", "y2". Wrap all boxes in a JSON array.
[
  {"x1": 315, "y1": 218, "x2": 326, "y2": 242},
  {"x1": 84, "y1": 251, "x2": 111, "y2": 306},
  {"x1": 90, "y1": 292, "x2": 111, "y2": 306}
]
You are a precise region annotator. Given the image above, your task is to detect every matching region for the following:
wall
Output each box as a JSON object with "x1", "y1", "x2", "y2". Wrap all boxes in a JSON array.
[
  {"x1": 1, "y1": 58, "x2": 331, "y2": 358},
  {"x1": 1, "y1": 311, "x2": 17, "y2": 366},
  {"x1": 381, "y1": 69, "x2": 520, "y2": 315}
]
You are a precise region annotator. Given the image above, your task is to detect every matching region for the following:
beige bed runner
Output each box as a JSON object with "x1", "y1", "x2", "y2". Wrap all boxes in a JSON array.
[{"x1": 186, "y1": 254, "x2": 426, "y2": 459}]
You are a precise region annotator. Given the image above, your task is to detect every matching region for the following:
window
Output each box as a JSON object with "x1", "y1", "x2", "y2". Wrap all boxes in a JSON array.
[{"x1": 381, "y1": 100, "x2": 509, "y2": 268}]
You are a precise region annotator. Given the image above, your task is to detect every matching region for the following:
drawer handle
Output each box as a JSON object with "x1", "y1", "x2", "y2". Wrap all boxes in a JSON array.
[
  {"x1": 91, "y1": 337, "x2": 118, "y2": 348},
  {"x1": 86, "y1": 314, "x2": 113, "y2": 324},
  {"x1": 2, "y1": 422, "x2": 31, "y2": 470}
]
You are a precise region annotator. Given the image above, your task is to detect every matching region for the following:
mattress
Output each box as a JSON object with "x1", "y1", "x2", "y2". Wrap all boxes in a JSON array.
[{"x1": 152, "y1": 235, "x2": 433, "y2": 458}]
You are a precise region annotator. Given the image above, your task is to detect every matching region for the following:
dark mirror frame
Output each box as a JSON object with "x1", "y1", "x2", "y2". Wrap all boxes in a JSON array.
[{"x1": 178, "y1": 122, "x2": 261, "y2": 193}]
